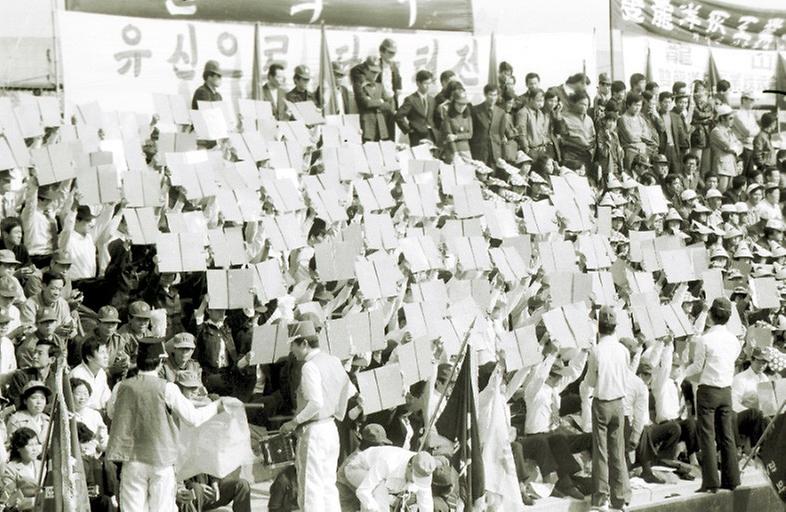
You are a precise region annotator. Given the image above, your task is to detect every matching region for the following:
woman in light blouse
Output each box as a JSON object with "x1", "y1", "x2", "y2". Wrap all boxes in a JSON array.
[
  {"x1": 1, "y1": 427, "x2": 43, "y2": 511},
  {"x1": 6, "y1": 380, "x2": 51, "y2": 441}
]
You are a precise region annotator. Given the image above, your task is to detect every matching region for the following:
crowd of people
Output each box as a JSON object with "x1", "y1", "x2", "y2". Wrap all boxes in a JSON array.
[{"x1": 0, "y1": 33, "x2": 784, "y2": 512}]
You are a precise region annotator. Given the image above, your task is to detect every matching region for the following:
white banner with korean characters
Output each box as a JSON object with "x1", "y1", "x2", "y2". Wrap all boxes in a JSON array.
[
  {"x1": 622, "y1": 33, "x2": 781, "y2": 105},
  {"x1": 59, "y1": 10, "x2": 597, "y2": 117}
]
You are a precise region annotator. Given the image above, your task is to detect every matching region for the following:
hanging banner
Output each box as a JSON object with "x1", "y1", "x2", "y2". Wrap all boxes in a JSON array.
[
  {"x1": 622, "y1": 34, "x2": 779, "y2": 100},
  {"x1": 614, "y1": 0, "x2": 786, "y2": 50},
  {"x1": 64, "y1": 0, "x2": 474, "y2": 32},
  {"x1": 59, "y1": 11, "x2": 596, "y2": 116}
]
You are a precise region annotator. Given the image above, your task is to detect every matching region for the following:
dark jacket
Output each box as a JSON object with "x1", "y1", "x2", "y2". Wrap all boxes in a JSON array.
[
  {"x1": 353, "y1": 80, "x2": 391, "y2": 142},
  {"x1": 194, "y1": 321, "x2": 237, "y2": 371},
  {"x1": 470, "y1": 102, "x2": 508, "y2": 166},
  {"x1": 395, "y1": 92, "x2": 436, "y2": 145},
  {"x1": 191, "y1": 84, "x2": 222, "y2": 110},
  {"x1": 316, "y1": 84, "x2": 354, "y2": 114}
]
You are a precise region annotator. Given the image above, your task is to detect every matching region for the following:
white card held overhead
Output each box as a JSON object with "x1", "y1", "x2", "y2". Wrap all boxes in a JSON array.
[
  {"x1": 452, "y1": 183, "x2": 485, "y2": 219},
  {"x1": 638, "y1": 185, "x2": 669, "y2": 216},
  {"x1": 262, "y1": 214, "x2": 306, "y2": 252},
  {"x1": 191, "y1": 107, "x2": 228, "y2": 140},
  {"x1": 538, "y1": 240, "x2": 578, "y2": 274},
  {"x1": 447, "y1": 236, "x2": 491, "y2": 272},
  {"x1": 123, "y1": 207, "x2": 159, "y2": 245},
  {"x1": 76, "y1": 165, "x2": 121, "y2": 205},
  {"x1": 314, "y1": 239, "x2": 359, "y2": 282},
  {"x1": 249, "y1": 322, "x2": 289, "y2": 365},
  {"x1": 357, "y1": 364, "x2": 406, "y2": 415},
  {"x1": 397, "y1": 337, "x2": 435, "y2": 387},
  {"x1": 355, "y1": 254, "x2": 401, "y2": 300},
  {"x1": 542, "y1": 302, "x2": 594, "y2": 350},
  {"x1": 153, "y1": 93, "x2": 191, "y2": 125},
  {"x1": 261, "y1": 177, "x2": 305, "y2": 213},
  {"x1": 364, "y1": 213, "x2": 399, "y2": 251},
  {"x1": 354, "y1": 176, "x2": 395, "y2": 212},
  {"x1": 123, "y1": 170, "x2": 163, "y2": 207},
  {"x1": 750, "y1": 277, "x2": 780, "y2": 310},
  {"x1": 576, "y1": 234, "x2": 614, "y2": 270},
  {"x1": 156, "y1": 233, "x2": 207, "y2": 272},
  {"x1": 521, "y1": 200, "x2": 558, "y2": 234},
  {"x1": 547, "y1": 272, "x2": 593, "y2": 307},
  {"x1": 490, "y1": 246, "x2": 528, "y2": 283},
  {"x1": 207, "y1": 228, "x2": 248, "y2": 268},
  {"x1": 630, "y1": 293, "x2": 669, "y2": 340},
  {"x1": 499, "y1": 325, "x2": 542, "y2": 371},
  {"x1": 399, "y1": 236, "x2": 443, "y2": 273},
  {"x1": 401, "y1": 183, "x2": 439, "y2": 218},
  {"x1": 206, "y1": 269, "x2": 255, "y2": 309},
  {"x1": 31, "y1": 143, "x2": 75, "y2": 185},
  {"x1": 252, "y1": 259, "x2": 287, "y2": 303},
  {"x1": 229, "y1": 131, "x2": 269, "y2": 162},
  {"x1": 439, "y1": 161, "x2": 475, "y2": 195}
]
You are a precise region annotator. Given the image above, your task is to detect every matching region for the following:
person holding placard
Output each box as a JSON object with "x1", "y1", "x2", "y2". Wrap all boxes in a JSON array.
[
  {"x1": 279, "y1": 334, "x2": 356, "y2": 512},
  {"x1": 731, "y1": 347, "x2": 770, "y2": 446},
  {"x1": 684, "y1": 297, "x2": 742, "y2": 493}
]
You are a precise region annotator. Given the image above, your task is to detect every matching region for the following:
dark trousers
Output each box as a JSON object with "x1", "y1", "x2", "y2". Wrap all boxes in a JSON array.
[
  {"x1": 676, "y1": 417, "x2": 699, "y2": 456},
  {"x1": 189, "y1": 476, "x2": 251, "y2": 512},
  {"x1": 735, "y1": 408, "x2": 768, "y2": 446},
  {"x1": 696, "y1": 385, "x2": 740, "y2": 490},
  {"x1": 625, "y1": 419, "x2": 681, "y2": 467},
  {"x1": 521, "y1": 430, "x2": 592, "y2": 482},
  {"x1": 591, "y1": 397, "x2": 629, "y2": 508}
]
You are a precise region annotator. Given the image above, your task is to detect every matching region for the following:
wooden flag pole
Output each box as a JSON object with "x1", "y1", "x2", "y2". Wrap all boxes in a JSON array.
[
  {"x1": 416, "y1": 316, "x2": 477, "y2": 452},
  {"x1": 740, "y1": 397, "x2": 786, "y2": 471}
]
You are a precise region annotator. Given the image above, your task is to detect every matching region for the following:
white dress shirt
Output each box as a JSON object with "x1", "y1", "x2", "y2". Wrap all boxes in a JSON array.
[
  {"x1": 523, "y1": 351, "x2": 587, "y2": 434},
  {"x1": 71, "y1": 362, "x2": 111, "y2": 411},
  {"x1": 732, "y1": 367, "x2": 770, "y2": 413},
  {"x1": 348, "y1": 446, "x2": 433, "y2": 512},
  {"x1": 623, "y1": 372, "x2": 651, "y2": 443},
  {"x1": 733, "y1": 109, "x2": 760, "y2": 149},
  {"x1": 0, "y1": 335, "x2": 16, "y2": 381},
  {"x1": 66, "y1": 230, "x2": 97, "y2": 280},
  {"x1": 647, "y1": 341, "x2": 685, "y2": 423},
  {"x1": 684, "y1": 324, "x2": 741, "y2": 388},
  {"x1": 586, "y1": 334, "x2": 630, "y2": 401}
]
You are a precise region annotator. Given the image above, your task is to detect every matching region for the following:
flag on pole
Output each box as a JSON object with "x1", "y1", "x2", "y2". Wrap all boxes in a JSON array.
[
  {"x1": 436, "y1": 347, "x2": 485, "y2": 508},
  {"x1": 40, "y1": 357, "x2": 91, "y2": 512},
  {"x1": 645, "y1": 45, "x2": 654, "y2": 83},
  {"x1": 487, "y1": 33, "x2": 498, "y2": 88},
  {"x1": 319, "y1": 22, "x2": 340, "y2": 116},
  {"x1": 707, "y1": 48, "x2": 721, "y2": 94},
  {"x1": 774, "y1": 44, "x2": 786, "y2": 137},
  {"x1": 251, "y1": 22, "x2": 263, "y2": 100},
  {"x1": 758, "y1": 411, "x2": 786, "y2": 502}
]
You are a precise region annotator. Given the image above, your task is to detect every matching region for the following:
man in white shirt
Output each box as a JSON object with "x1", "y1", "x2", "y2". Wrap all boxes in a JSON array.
[
  {"x1": 520, "y1": 342, "x2": 590, "y2": 499},
  {"x1": 684, "y1": 297, "x2": 742, "y2": 493},
  {"x1": 585, "y1": 306, "x2": 630, "y2": 511},
  {"x1": 732, "y1": 91, "x2": 760, "y2": 173},
  {"x1": 342, "y1": 446, "x2": 435, "y2": 512},
  {"x1": 731, "y1": 348, "x2": 770, "y2": 446},
  {"x1": 280, "y1": 334, "x2": 356, "y2": 512},
  {"x1": 70, "y1": 339, "x2": 111, "y2": 411},
  {"x1": 753, "y1": 184, "x2": 783, "y2": 223}
]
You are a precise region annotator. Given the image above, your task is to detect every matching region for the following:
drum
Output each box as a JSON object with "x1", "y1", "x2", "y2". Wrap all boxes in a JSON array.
[{"x1": 259, "y1": 431, "x2": 297, "y2": 469}]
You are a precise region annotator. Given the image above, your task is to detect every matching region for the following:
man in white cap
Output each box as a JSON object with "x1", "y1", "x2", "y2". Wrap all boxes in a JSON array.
[
  {"x1": 342, "y1": 446, "x2": 436, "y2": 512},
  {"x1": 107, "y1": 337, "x2": 237, "y2": 511},
  {"x1": 732, "y1": 91, "x2": 759, "y2": 174},
  {"x1": 279, "y1": 334, "x2": 356, "y2": 511}
]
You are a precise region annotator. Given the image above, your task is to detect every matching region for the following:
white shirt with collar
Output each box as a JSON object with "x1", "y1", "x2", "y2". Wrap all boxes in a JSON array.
[
  {"x1": 348, "y1": 446, "x2": 433, "y2": 512},
  {"x1": 684, "y1": 324, "x2": 741, "y2": 388},
  {"x1": 523, "y1": 351, "x2": 587, "y2": 434},
  {"x1": 623, "y1": 372, "x2": 651, "y2": 442},
  {"x1": 732, "y1": 366, "x2": 770, "y2": 413},
  {"x1": 70, "y1": 362, "x2": 111, "y2": 411},
  {"x1": 646, "y1": 341, "x2": 685, "y2": 423},
  {"x1": 586, "y1": 333, "x2": 630, "y2": 401}
]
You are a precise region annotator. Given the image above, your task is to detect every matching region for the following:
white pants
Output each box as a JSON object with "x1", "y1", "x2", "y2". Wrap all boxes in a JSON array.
[
  {"x1": 296, "y1": 420, "x2": 341, "y2": 512},
  {"x1": 119, "y1": 461, "x2": 176, "y2": 512}
]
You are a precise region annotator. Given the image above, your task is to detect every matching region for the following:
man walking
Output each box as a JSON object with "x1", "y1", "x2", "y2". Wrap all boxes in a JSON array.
[
  {"x1": 586, "y1": 306, "x2": 630, "y2": 511},
  {"x1": 280, "y1": 334, "x2": 356, "y2": 511},
  {"x1": 684, "y1": 297, "x2": 742, "y2": 493}
]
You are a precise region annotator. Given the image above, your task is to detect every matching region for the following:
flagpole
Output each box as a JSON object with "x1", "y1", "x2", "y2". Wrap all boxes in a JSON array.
[
  {"x1": 417, "y1": 317, "x2": 477, "y2": 452},
  {"x1": 608, "y1": 0, "x2": 615, "y2": 80},
  {"x1": 740, "y1": 398, "x2": 786, "y2": 471}
]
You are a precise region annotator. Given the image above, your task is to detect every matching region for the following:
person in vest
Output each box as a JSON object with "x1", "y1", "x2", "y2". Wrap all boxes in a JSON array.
[
  {"x1": 280, "y1": 334, "x2": 356, "y2": 512},
  {"x1": 106, "y1": 337, "x2": 236, "y2": 511}
]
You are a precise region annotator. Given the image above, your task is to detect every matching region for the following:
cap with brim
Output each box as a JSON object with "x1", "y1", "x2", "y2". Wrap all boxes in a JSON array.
[
  {"x1": 36, "y1": 307, "x2": 58, "y2": 323},
  {"x1": 665, "y1": 208, "x2": 683, "y2": 223},
  {"x1": 599, "y1": 194, "x2": 616, "y2": 207},
  {"x1": 20, "y1": 380, "x2": 51, "y2": 402},
  {"x1": 716, "y1": 104, "x2": 734, "y2": 117},
  {"x1": 632, "y1": 155, "x2": 651, "y2": 167},
  {"x1": 735, "y1": 202, "x2": 748, "y2": 213},
  {"x1": 97, "y1": 305, "x2": 121, "y2": 323},
  {"x1": 128, "y1": 300, "x2": 152, "y2": 319},
  {"x1": 175, "y1": 370, "x2": 201, "y2": 388},
  {"x1": 611, "y1": 208, "x2": 624, "y2": 219},
  {"x1": 691, "y1": 221, "x2": 714, "y2": 235},
  {"x1": 169, "y1": 332, "x2": 196, "y2": 350},
  {"x1": 515, "y1": 151, "x2": 532, "y2": 165},
  {"x1": 288, "y1": 320, "x2": 317, "y2": 342},
  {"x1": 682, "y1": 293, "x2": 700, "y2": 303},
  {"x1": 765, "y1": 182, "x2": 779, "y2": 191},
  {"x1": 607, "y1": 176, "x2": 622, "y2": 189},
  {"x1": 294, "y1": 65, "x2": 311, "y2": 80},
  {"x1": 723, "y1": 227, "x2": 743, "y2": 239},
  {"x1": 726, "y1": 268, "x2": 744, "y2": 280},
  {"x1": 621, "y1": 177, "x2": 638, "y2": 189},
  {"x1": 610, "y1": 231, "x2": 629, "y2": 244},
  {"x1": 680, "y1": 190, "x2": 697, "y2": 202},
  {"x1": 720, "y1": 204, "x2": 737, "y2": 214},
  {"x1": 137, "y1": 337, "x2": 167, "y2": 364},
  {"x1": 51, "y1": 251, "x2": 72, "y2": 266},
  {"x1": 331, "y1": 61, "x2": 346, "y2": 76},
  {"x1": 0, "y1": 250, "x2": 19, "y2": 266},
  {"x1": 693, "y1": 203, "x2": 711, "y2": 214},
  {"x1": 732, "y1": 285, "x2": 749, "y2": 296},
  {"x1": 747, "y1": 183, "x2": 764, "y2": 195},
  {"x1": 361, "y1": 423, "x2": 392, "y2": 445},
  {"x1": 766, "y1": 219, "x2": 785, "y2": 231},
  {"x1": 706, "y1": 188, "x2": 723, "y2": 199},
  {"x1": 710, "y1": 246, "x2": 729, "y2": 259},
  {"x1": 76, "y1": 205, "x2": 96, "y2": 221},
  {"x1": 598, "y1": 72, "x2": 611, "y2": 85},
  {"x1": 734, "y1": 245, "x2": 754, "y2": 259},
  {"x1": 654, "y1": 154, "x2": 669, "y2": 164},
  {"x1": 773, "y1": 246, "x2": 786, "y2": 259},
  {"x1": 410, "y1": 452, "x2": 437, "y2": 488},
  {"x1": 741, "y1": 91, "x2": 755, "y2": 100},
  {"x1": 364, "y1": 56, "x2": 381, "y2": 73},
  {"x1": 204, "y1": 60, "x2": 222, "y2": 76},
  {"x1": 754, "y1": 245, "x2": 773, "y2": 258}
]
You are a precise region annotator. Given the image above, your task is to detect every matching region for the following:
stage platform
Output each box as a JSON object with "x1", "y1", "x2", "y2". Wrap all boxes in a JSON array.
[{"x1": 245, "y1": 462, "x2": 782, "y2": 511}]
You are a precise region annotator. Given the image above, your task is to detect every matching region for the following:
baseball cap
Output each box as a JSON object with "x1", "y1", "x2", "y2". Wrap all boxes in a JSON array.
[
  {"x1": 598, "y1": 305, "x2": 617, "y2": 327},
  {"x1": 363, "y1": 56, "x2": 381, "y2": 73},
  {"x1": 598, "y1": 72, "x2": 611, "y2": 85},
  {"x1": 653, "y1": 154, "x2": 669, "y2": 164},
  {"x1": 331, "y1": 61, "x2": 346, "y2": 76},
  {"x1": 361, "y1": 423, "x2": 392, "y2": 446},
  {"x1": 21, "y1": 380, "x2": 51, "y2": 401},
  {"x1": 294, "y1": 65, "x2": 311, "y2": 80},
  {"x1": 169, "y1": 332, "x2": 196, "y2": 350},
  {"x1": 94, "y1": 306, "x2": 119, "y2": 324},
  {"x1": 36, "y1": 307, "x2": 57, "y2": 323},
  {"x1": 175, "y1": 370, "x2": 202, "y2": 388},
  {"x1": 410, "y1": 452, "x2": 437, "y2": 487},
  {"x1": 128, "y1": 300, "x2": 152, "y2": 319},
  {"x1": 51, "y1": 250, "x2": 72, "y2": 266},
  {"x1": 380, "y1": 38, "x2": 397, "y2": 53},
  {"x1": 705, "y1": 188, "x2": 723, "y2": 199},
  {"x1": 680, "y1": 190, "x2": 697, "y2": 202}
]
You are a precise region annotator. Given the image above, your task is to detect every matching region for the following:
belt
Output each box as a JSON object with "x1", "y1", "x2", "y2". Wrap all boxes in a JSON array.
[
  {"x1": 297, "y1": 417, "x2": 334, "y2": 432},
  {"x1": 594, "y1": 396, "x2": 623, "y2": 403},
  {"x1": 698, "y1": 384, "x2": 730, "y2": 390}
]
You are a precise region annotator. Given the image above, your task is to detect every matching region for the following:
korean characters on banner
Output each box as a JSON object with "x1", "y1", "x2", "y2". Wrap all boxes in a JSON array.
[
  {"x1": 59, "y1": 12, "x2": 255, "y2": 117},
  {"x1": 621, "y1": 35, "x2": 779, "y2": 104},
  {"x1": 58, "y1": 11, "x2": 596, "y2": 115}
]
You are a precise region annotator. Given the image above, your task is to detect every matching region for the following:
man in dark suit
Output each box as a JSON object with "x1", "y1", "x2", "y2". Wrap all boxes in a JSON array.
[
  {"x1": 378, "y1": 38, "x2": 402, "y2": 138},
  {"x1": 261, "y1": 63, "x2": 289, "y2": 121},
  {"x1": 394, "y1": 70, "x2": 436, "y2": 146},
  {"x1": 470, "y1": 84, "x2": 508, "y2": 167},
  {"x1": 655, "y1": 91, "x2": 690, "y2": 173},
  {"x1": 353, "y1": 57, "x2": 391, "y2": 141},
  {"x1": 191, "y1": 60, "x2": 223, "y2": 110}
]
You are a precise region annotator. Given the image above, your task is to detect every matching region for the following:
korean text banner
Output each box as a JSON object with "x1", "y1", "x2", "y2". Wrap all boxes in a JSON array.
[
  {"x1": 58, "y1": 11, "x2": 596, "y2": 116},
  {"x1": 614, "y1": 0, "x2": 786, "y2": 50},
  {"x1": 64, "y1": 0, "x2": 474, "y2": 32}
]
